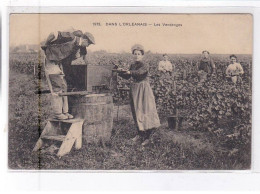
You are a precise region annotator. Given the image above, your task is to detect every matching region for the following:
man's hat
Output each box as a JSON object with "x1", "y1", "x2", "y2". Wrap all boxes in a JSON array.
[{"x1": 82, "y1": 32, "x2": 95, "y2": 44}]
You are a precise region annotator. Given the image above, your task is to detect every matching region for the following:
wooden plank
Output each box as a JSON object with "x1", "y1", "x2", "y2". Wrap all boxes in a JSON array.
[
  {"x1": 48, "y1": 118, "x2": 84, "y2": 123},
  {"x1": 57, "y1": 121, "x2": 83, "y2": 157},
  {"x1": 40, "y1": 121, "x2": 54, "y2": 136},
  {"x1": 58, "y1": 91, "x2": 90, "y2": 96},
  {"x1": 41, "y1": 135, "x2": 65, "y2": 141},
  {"x1": 74, "y1": 121, "x2": 83, "y2": 150},
  {"x1": 32, "y1": 121, "x2": 58, "y2": 151},
  {"x1": 33, "y1": 119, "x2": 83, "y2": 156},
  {"x1": 32, "y1": 139, "x2": 44, "y2": 152},
  {"x1": 85, "y1": 93, "x2": 106, "y2": 97}
]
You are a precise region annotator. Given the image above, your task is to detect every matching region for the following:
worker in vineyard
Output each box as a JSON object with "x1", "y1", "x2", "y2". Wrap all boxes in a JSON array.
[
  {"x1": 41, "y1": 29, "x2": 95, "y2": 120},
  {"x1": 197, "y1": 50, "x2": 216, "y2": 83},
  {"x1": 226, "y1": 54, "x2": 244, "y2": 84},
  {"x1": 158, "y1": 54, "x2": 175, "y2": 75},
  {"x1": 158, "y1": 54, "x2": 176, "y2": 94},
  {"x1": 118, "y1": 44, "x2": 161, "y2": 146}
]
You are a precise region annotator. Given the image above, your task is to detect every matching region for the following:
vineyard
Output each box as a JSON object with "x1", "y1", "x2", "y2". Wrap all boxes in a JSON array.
[
  {"x1": 8, "y1": 52, "x2": 252, "y2": 170},
  {"x1": 114, "y1": 52, "x2": 252, "y2": 156}
]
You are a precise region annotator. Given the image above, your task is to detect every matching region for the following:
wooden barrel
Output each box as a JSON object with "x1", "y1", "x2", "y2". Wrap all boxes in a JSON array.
[{"x1": 69, "y1": 94, "x2": 113, "y2": 144}]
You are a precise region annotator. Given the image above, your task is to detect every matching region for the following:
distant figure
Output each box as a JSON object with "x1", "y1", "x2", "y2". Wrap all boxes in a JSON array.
[
  {"x1": 197, "y1": 50, "x2": 216, "y2": 83},
  {"x1": 226, "y1": 54, "x2": 244, "y2": 84},
  {"x1": 41, "y1": 29, "x2": 95, "y2": 120},
  {"x1": 158, "y1": 54, "x2": 175, "y2": 75},
  {"x1": 118, "y1": 44, "x2": 160, "y2": 146}
]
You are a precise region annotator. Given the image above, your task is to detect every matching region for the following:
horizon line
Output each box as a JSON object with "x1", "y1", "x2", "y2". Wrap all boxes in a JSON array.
[{"x1": 9, "y1": 50, "x2": 252, "y2": 55}]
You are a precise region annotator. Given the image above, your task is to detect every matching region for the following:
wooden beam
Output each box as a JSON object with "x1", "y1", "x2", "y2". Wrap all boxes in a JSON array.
[
  {"x1": 57, "y1": 121, "x2": 83, "y2": 157},
  {"x1": 42, "y1": 135, "x2": 65, "y2": 141},
  {"x1": 48, "y1": 118, "x2": 84, "y2": 123},
  {"x1": 58, "y1": 91, "x2": 90, "y2": 96}
]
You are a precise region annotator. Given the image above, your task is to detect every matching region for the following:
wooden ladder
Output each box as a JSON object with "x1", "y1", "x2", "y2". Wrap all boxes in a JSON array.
[{"x1": 33, "y1": 119, "x2": 84, "y2": 157}]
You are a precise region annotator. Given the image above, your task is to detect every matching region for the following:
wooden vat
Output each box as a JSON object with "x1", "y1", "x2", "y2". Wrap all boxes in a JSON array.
[{"x1": 69, "y1": 94, "x2": 113, "y2": 144}]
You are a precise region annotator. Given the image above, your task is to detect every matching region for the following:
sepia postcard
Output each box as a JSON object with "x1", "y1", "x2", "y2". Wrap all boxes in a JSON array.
[{"x1": 8, "y1": 13, "x2": 252, "y2": 170}]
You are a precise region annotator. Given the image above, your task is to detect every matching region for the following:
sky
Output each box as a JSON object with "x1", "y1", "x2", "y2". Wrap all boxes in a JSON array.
[{"x1": 9, "y1": 13, "x2": 253, "y2": 54}]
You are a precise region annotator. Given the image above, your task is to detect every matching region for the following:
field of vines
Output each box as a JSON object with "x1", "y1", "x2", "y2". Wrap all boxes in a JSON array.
[
  {"x1": 8, "y1": 51, "x2": 252, "y2": 170},
  {"x1": 91, "y1": 51, "x2": 252, "y2": 156}
]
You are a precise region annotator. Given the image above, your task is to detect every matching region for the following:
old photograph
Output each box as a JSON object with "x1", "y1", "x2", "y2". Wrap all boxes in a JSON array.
[{"x1": 8, "y1": 13, "x2": 252, "y2": 170}]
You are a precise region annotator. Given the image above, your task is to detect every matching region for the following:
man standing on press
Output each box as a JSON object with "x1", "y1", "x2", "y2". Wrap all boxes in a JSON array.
[{"x1": 41, "y1": 29, "x2": 95, "y2": 120}]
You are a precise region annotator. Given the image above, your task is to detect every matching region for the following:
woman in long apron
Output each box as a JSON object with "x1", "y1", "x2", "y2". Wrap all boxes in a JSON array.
[{"x1": 119, "y1": 44, "x2": 160, "y2": 146}]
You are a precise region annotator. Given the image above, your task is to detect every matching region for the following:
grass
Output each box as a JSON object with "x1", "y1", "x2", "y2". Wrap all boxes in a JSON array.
[{"x1": 9, "y1": 118, "x2": 251, "y2": 170}]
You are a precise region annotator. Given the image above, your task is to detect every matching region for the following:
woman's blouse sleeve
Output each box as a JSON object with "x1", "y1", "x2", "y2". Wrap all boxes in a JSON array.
[{"x1": 130, "y1": 62, "x2": 149, "y2": 76}]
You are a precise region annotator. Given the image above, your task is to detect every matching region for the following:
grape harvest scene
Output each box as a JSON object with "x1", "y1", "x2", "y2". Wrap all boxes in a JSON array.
[{"x1": 8, "y1": 50, "x2": 252, "y2": 170}]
